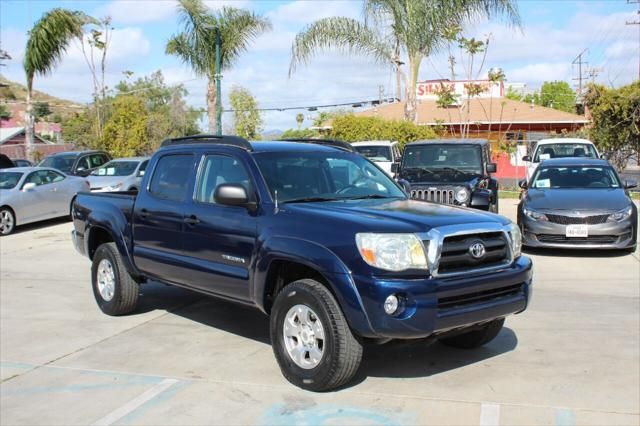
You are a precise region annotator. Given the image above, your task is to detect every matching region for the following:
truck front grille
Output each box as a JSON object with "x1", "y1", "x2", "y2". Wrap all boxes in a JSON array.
[
  {"x1": 438, "y1": 284, "x2": 523, "y2": 310},
  {"x1": 545, "y1": 214, "x2": 609, "y2": 225},
  {"x1": 411, "y1": 187, "x2": 455, "y2": 204},
  {"x1": 437, "y1": 232, "x2": 510, "y2": 275}
]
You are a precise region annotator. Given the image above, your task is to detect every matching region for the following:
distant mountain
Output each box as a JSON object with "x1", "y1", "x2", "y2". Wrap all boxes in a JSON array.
[
  {"x1": 262, "y1": 129, "x2": 283, "y2": 139},
  {"x1": 0, "y1": 75, "x2": 84, "y2": 123}
]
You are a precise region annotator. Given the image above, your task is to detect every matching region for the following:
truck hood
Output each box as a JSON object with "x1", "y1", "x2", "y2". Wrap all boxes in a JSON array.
[
  {"x1": 283, "y1": 198, "x2": 509, "y2": 233},
  {"x1": 524, "y1": 188, "x2": 631, "y2": 212}
]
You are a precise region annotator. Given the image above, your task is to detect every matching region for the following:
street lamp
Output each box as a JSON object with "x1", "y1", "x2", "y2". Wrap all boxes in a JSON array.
[{"x1": 203, "y1": 24, "x2": 223, "y2": 136}]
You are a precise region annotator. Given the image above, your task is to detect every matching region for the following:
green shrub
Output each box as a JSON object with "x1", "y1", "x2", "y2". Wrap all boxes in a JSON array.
[{"x1": 328, "y1": 115, "x2": 437, "y2": 147}]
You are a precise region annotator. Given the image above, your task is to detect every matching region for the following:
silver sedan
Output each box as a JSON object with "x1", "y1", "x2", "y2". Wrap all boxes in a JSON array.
[{"x1": 0, "y1": 167, "x2": 89, "y2": 235}]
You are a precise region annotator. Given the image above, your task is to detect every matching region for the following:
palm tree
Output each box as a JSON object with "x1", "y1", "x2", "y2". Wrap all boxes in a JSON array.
[
  {"x1": 166, "y1": 0, "x2": 271, "y2": 133},
  {"x1": 23, "y1": 9, "x2": 95, "y2": 160},
  {"x1": 290, "y1": 0, "x2": 520, "y2": 123}
]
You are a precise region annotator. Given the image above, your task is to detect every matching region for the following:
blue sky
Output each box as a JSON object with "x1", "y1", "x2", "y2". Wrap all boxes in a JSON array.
[{"x1": 0, "y1": 0, "x2": 637, "y2": 131}]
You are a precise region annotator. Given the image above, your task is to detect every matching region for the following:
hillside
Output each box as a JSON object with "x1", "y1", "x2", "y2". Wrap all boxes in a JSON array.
[{"x1": 0, "y1": 75, "x2": 84, "y2": 119}]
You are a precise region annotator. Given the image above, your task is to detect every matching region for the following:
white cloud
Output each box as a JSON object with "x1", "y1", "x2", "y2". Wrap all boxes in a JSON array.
[
  {"x1": 506, "y1": 63, "x2": 572, "y2": 84},
  {"x1": 96, "y1": 0, "x2": 252, "y2": 25},
  {"x1": 267, "y1": 0, "x2": 361, "y2": 26}
]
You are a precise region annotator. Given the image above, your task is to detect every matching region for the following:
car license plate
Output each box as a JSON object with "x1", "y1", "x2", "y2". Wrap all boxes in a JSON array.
[{"x1": 566, "y1": 224, "x2": 588, "y2": 238}]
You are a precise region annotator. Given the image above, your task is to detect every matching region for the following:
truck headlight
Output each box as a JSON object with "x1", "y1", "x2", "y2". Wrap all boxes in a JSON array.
[
  {"x1": 523, "y1": 207, "x2": 548, "y2": 221},
  {"x1": 508, "y1": 224, "x2": 522, "y2": 258},
  {"x1": 355, "y1": 233, "x2": 428, "y2": 271},
  {"x1": 607, "y1": 206, "x2": 633, "y2": 222},
  {"x1": 454, "y1": 186, "x2": 470, "y2": 204}
]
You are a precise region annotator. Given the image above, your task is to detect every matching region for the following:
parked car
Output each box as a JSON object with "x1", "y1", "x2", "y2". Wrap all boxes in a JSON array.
[
  {"x1": 13, "y1": 159, "x2": 33, "y2": 167},
  {"x1": 0, "y1": 154, "x2": 15, "y2": 169},
  {"x1": 87, "y1": 157, "x2": 149, "y2": 192},
  {"x1": 72, "y1": 135, "x2": 532, "y2": 391},
  {"x1": 396, "y1": 139, "x2": 499, "y2": 212},
  {"x1": 351, "y1": 140, "x2": 402, "y2": 176},
  {"x1": 0, "y1": 167, "x2": 89, "y2": 235},
  {"x1": 518, "y1": 157, "x2": 637, "y2": 251},
  {"x1": 39, "y1": 150, "x2": 111, "y2": 177},
  {"x1": 522, "y1": 138, "x2": 600, "y2": 181}
]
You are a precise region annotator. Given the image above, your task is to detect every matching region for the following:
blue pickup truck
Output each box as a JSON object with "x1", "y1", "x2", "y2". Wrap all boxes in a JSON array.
[{"x1": 72, "y1": 135, "x2": 533, "y2": 391}]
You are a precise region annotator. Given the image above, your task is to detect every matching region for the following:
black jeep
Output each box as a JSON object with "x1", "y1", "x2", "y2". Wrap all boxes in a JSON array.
[{"x1": 395, "y1": 139, "x2": 499, "y2": 213}]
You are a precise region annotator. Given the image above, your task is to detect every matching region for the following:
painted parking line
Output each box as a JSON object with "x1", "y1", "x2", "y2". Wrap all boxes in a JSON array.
[
  {"x1": 479, "y1": 403, "x2": 500, "y2": 426},
  {"x1": 92, "y1": 378, "x2": 179, "y2": 426},
  {"x1": 555, "y1": 408, "x2": 576, "y2": 426}
]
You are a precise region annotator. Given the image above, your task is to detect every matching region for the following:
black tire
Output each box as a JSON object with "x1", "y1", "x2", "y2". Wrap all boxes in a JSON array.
[
  {"x1": 439, "y1": 318, "x2": 505, "y2": 349},
  {"x1": 270, "y1": 279, "x2": 363, "y2": 391},
  {"x1": 91, "y1": 243, "x2": 139, "y2": 316},
  {"x1": 0, "y1": 207, "x2": 16, "y2": 236}
]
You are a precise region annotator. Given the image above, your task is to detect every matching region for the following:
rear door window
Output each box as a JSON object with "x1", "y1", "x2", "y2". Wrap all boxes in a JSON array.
[{"x1": 148, "y1": 155, "x2": 193, "y2": 201}]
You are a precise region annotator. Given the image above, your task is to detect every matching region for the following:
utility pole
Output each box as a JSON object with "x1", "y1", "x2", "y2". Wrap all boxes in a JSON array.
[
  {"x1": 586, "y1": 67, "x2": 603, "y2": 83},
  {"x1": 627, "y1": 0, "x2": 640, "y2": 80},
  {"x1": 572, "y1": 49, "x2": 588, "y2": 99},
  {"x1": 214, "y1": 28, "x2": 222, "y2": 136}
]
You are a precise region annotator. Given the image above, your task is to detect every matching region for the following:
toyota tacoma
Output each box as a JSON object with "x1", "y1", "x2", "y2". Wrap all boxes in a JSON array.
[{"x1": 72, "y1": 135, "x2": 532, "y2": 391}]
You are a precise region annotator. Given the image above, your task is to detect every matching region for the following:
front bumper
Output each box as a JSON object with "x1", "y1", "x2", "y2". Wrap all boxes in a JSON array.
[
  {"x1": 521, "y1": 216, "x2": 635, "y2": 249},
  {"x1": 351, "y1": 256, "x2": 532, "y2": 339}
]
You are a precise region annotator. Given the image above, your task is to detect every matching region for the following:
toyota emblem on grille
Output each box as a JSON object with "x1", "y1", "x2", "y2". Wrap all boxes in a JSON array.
[{"x1": 469, "y1": 242, "x2": 486, "y2": 259}]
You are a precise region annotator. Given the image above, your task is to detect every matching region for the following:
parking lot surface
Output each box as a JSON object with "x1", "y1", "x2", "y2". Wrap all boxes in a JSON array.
[{"x1": 1, "y1": 200, "x2": 639, "y2": 425}]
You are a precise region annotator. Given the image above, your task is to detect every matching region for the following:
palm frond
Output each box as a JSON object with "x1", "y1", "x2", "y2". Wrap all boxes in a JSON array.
[
  {"x1": 289, "y1": 17, "x2": 393, "y2": 76},
  {"x1": 24, "y1": 8, "x2": 90, "y2": 85}
]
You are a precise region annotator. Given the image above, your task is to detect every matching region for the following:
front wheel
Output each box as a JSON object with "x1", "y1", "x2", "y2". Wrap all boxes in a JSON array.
[
  {"x1": 91, "y1": 243, "x2": 139, "y2": 316},
  {"x1": 270, "y1": 279, "x2": 363, "y2": 391},
  {"x1": 439, "y1": 318, "x2": 505, "y2": 349},
  {"x1": 0, "y1": 207, "x2": 15, "y2": 235}
]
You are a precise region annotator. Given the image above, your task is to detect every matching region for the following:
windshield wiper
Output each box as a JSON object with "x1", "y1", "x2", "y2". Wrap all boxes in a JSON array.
[
  {"x1": 282, "y1": 196, "x2": 340, "y2": 204},
  {"x1": 433, "y1": 166, "x2": 475, "y2": 175},
  {"x1": 402, "y1": 167, "x2": 435, "y2": 175}
]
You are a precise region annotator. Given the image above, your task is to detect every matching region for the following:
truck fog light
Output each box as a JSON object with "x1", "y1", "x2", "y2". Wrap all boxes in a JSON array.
[{"x1": 384, "y1": 295, "x2": 399, "y2": 315}]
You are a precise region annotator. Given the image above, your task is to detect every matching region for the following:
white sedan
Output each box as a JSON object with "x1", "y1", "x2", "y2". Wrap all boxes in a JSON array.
[{"x1": 0, "y1": 167, "x2": 89, "y2": 235}]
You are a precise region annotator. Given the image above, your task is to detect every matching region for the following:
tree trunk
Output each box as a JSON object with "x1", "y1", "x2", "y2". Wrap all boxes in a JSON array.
[
  {"x1": 404, "y1": 56, "x2": 421, "y2": 123},
  {"x1": 207, "y1": 79, "x2": 217, "y2": 134},
  {"x1": 25, "y1": 77, "x2": 35, "y2": 161}
]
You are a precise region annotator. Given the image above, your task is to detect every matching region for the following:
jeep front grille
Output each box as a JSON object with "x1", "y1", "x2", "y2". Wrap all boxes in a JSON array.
[
  {"x1": 437, "y1": 231, "x2": 510, "y2": 275},
  {"x1": 411, "y1": 188, "x2": 455, "y2": 204}
]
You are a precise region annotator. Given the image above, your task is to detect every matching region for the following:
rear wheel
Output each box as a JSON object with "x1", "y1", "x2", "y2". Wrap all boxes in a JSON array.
[
  {"x1": 439, "y1": 319, "x2": 505, "y2": 349},
  {"x1": 91, "y1": 243, "x2": 138, "y2": 315},
  {"x1": 0, "y1": 207, "x2": 15, "y2": 235},
  {"x1": 270, "y1": 279, "x2": 363, "y2": 391}
]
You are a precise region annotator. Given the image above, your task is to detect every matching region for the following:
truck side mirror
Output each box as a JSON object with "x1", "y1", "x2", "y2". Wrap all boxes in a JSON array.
[
  {"x1": 214, "y1": 183, "x2": 257, "y2": 212},
  {"x1": 522, "y1": 155, "x2": 531, "y2": 162},
  {"x1": 518, "y1": 179, "x2": 528, "y2": 189},
  {"x1": 486, "y1": 163, "x2": 497, "y2": 173},
  {"x1": 391, "y1": 162, "x2": 400, "y2": 174}
]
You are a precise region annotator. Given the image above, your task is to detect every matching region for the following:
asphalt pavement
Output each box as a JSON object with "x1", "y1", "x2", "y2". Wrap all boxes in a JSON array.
[{"x1": 0, "y1": 201, "x2": 638, "y2": 425}]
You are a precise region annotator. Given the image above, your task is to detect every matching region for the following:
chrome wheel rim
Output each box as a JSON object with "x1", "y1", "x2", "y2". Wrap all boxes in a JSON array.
[
  {"x1": 0, "y1": 211, "x2": 14, "y2": 234},
  {"x1": 97, "y1": 259, "x2": 116, "y2": 301},
  {"x1": 283, "y1": 304, "x2": 325, "y2": 369}
]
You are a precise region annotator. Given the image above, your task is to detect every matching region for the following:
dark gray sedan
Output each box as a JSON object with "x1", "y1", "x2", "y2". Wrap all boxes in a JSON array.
[{"x1": 518, "y1": 158, "x2": 637, "y2": 251}]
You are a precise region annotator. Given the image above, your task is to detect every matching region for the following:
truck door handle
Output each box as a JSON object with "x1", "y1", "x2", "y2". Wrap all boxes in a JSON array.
[
  {"x1": 184, "y1": 215, "x2": 200, "y2": 225},
  {"x1": 139, "y1": 209, "x2": 150, "y2": 218}
]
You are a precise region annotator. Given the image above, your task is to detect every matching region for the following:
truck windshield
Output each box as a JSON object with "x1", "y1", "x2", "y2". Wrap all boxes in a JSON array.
[
  {"x1": 403, "y1": 144, "x2": 482, "y2": 176},
  {"x1": 354, "y1": 146, "x2": 392, "y2": 162},
  {"x1": 92, "y1": 161, "x2": 138, "y2": 177},
  {"x1": 0, "y1": 172, "x2": 23, "y2": 189},
  {"x1": 533, "y1": 143, "x2": 597, "y2": 162},
  {"x1": 531, "y1": 166, "x2": 621, "y2": 189},
  {"x1": 254, "y1": 151, "x2": 406, "y2": 203},
  {"x1": 39, "y1": 155, "x2": 76, "y2": 174}
]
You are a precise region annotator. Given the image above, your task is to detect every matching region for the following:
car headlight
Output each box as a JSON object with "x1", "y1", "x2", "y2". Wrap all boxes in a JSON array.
[
  {"x1": 454, "y1": 186, "x2": 470, "y2": 204},
  {"x1": 607, "y1": 206, "x2": 633, "y2": 222},
  {"x1": 355, "y1": 233, "x2": 428, "y2": 272},
  {"x1": 106, "y1": 183, "x2": 123, "y2": 191},
  {"x1": 523, "y1": 207, "x2": 548, "y2": 221},
  {"x1": 508, "y1": 224, "x2": 522, "y2": 258}
]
